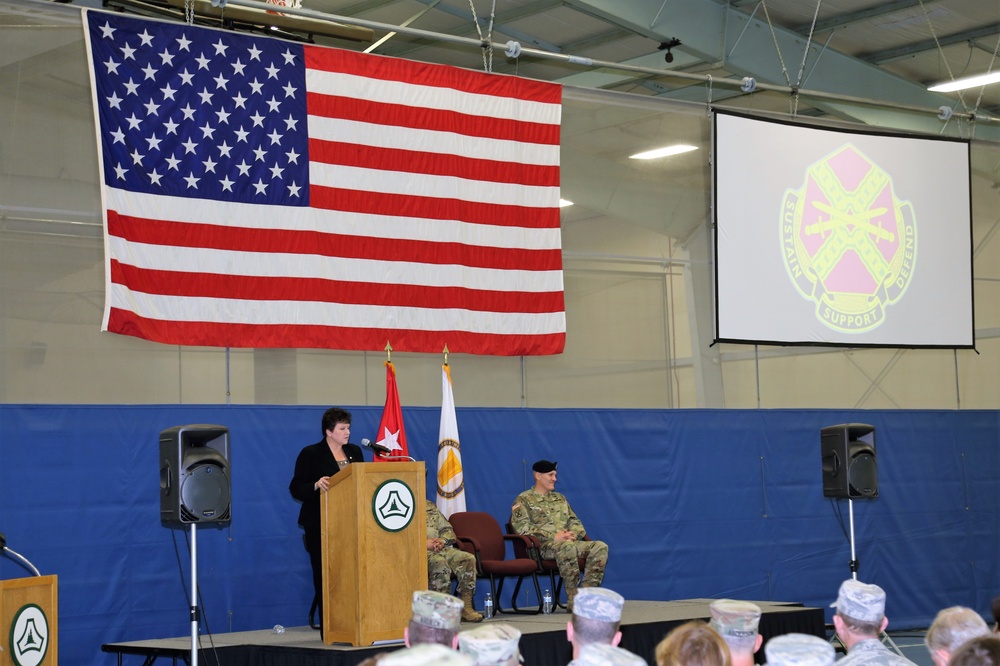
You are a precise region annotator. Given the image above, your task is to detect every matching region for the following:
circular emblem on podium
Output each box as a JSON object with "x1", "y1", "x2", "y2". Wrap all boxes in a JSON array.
[
  {"x1": 371, "y1": 479, "x2": 416, "y2": 532},
  {"x1": 9, "y1": 603, "x2": 49, "y2": 666}
]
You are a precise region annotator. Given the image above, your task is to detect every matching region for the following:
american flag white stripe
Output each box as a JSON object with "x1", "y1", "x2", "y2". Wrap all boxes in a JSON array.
[
  {"x1": 307, "y1": 116, "x2": 561, "y2": 167},
  {"x1": 309, "y1": 164, "x2": 559, "y2": 207}
]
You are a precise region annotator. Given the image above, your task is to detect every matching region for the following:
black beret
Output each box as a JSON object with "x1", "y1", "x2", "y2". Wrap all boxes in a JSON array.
[{"x1": 532, "y1": 460, "x2": 557, "y2": 473}]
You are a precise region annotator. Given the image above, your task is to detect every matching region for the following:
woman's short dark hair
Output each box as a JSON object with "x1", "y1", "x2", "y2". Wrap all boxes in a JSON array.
[{"x1": 321, "y1": 407, "x2": 351, "y2": 436}]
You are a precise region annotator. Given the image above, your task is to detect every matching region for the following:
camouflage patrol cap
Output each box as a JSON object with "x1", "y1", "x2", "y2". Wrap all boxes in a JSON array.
[
  {"x1": 532, "y1": 460, "x2": 557, "y2": 473},
  {"x1": 379, "y1": 643, "x2": 474, "y2": 666},
  {"x1": 458, "y1": 623, "x2": 523, "y2": 665},
  {"x1": 709, "y1": 599, "x2": 762, "y2": 642},
  {"x1": 764, "y1": 633, "x2": 835, "y2": 666},
  {"x1": 574, "y1": 588, "x2": 624, "y2": 622},
  {"x1": 411, "y1": 590, "x2": 463, "y2": 630},
  {"x1": 830, "y1": 579, "x2": 886, "y2": 623},
  {"x1": 569, "y1": 643, "x2": 648, "y2": 666}
]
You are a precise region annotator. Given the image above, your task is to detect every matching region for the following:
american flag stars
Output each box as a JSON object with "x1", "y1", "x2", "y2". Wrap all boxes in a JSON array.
[{"x1": 88, "y1": 13, "x2": 309, "y2": 206}]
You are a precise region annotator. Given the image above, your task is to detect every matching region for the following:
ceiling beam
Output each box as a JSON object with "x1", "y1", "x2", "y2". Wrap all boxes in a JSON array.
[
  {"x1": 860, "y1": 22, "x2": 1000, "y2": 63},
  {"x1": 558, "y1": 0, "x2": 1000, "y2": 139},
  {"x1": 790, "y1": 0, "x2": 934, "y2": 35}
]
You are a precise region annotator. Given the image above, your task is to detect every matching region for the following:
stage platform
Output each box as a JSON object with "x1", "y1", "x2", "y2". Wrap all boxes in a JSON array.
[{"x1": 102, "y1": 598, "x2": 825, "y2": 665}]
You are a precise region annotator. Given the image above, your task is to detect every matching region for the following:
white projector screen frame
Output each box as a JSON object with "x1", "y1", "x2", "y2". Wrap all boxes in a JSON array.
[{"x1": 713, "y1": 111, "x2": 974, "y2": 348}]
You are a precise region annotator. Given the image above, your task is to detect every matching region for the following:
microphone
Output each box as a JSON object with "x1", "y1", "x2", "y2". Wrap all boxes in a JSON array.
[{"x1": 360, "y1": 438, "x2": 392, "y2": 455}]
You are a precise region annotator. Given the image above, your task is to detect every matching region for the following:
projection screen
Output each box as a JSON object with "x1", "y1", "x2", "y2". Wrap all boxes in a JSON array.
[{"x1": 714, "y1": 111, "x2": 973, "y2": 348}]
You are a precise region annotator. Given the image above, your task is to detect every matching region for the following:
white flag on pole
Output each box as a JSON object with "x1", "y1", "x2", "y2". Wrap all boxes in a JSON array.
[{"x1": 436, "y1": 364, "x2": 466, "y2": 517}]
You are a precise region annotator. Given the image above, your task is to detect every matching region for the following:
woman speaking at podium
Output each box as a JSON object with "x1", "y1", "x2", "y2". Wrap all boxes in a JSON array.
[{"x1": 289, "y1": 407, "x2": 365, "y2": 630}]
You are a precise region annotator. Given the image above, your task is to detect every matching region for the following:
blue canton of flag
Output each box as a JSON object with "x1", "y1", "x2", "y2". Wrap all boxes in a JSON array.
[{"x1": 87, "y1": 13, "x2": 309, "y2": 207}]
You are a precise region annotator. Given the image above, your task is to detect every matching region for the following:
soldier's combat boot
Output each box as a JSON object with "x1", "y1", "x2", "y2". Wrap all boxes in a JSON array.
[{"x1": 460, "y1": 589, "x2": 484, "y2": 622}]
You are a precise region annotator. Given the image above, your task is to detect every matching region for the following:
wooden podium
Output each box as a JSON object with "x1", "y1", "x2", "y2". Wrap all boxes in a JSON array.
[
  {"x1": 320, "y1": 462, "x2": 427, "y2": 646},
  {"x1": 1, "y1": 575, "x2": 57, "y2": 666}
]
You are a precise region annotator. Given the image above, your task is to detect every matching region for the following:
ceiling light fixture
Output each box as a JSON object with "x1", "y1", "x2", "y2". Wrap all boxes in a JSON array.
[
  {"x1": 629, "y1": 144, "x2": 698, "y2": 160},
  {"x1": 927, "y1": 71, "x2": 1000, "y2": 93}
]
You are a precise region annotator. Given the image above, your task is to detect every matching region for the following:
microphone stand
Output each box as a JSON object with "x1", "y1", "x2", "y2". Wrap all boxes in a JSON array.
[
  {"x1": 0, "y1": 536, "x2": 42, "y2": 577},
  {"x1": 377, "y1": 455, "x2": 416, "y2": 462}
]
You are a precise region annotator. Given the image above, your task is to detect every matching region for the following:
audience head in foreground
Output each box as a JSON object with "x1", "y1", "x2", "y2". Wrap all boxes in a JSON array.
[
  {"x1": 831, "y1": 579, "x2": 888, "y2": 643},
  {"x1": 830, "y1": 578, "x2": 918, "y2": 666},
  {"x1": 926, "y1": 607, "x2": 991, "y2": 666},
  {"x1": 405, "y1": 590, "x2": 463, "y2": 648},
  {"x1": 655, "y1": 620, "x2": 731, "y2": 666},
  {"x1": 458, "y1": 623, "x2": 522, "y2": 666},
  {"x1": 570, "y1": 642, "x2": 648, "y2": 665},
  {"x1": 568, "y1": 587, "x2": 625, "y2": 658},
  {"x1": 375, "y1": 643, "x2": 473, "y2": 666},
  {"x1": 709, "y1": 600, "x2": 762, "y2": 666},
  {"x1": 949, "y1": 635, "x2": 1000, "y2": 666},
  {"x1": 764, "y1": 633, "x2": 835, "y2": 666},
  {"x1": 991, "y1": 597, "x2": 1000, "y2": 633}
]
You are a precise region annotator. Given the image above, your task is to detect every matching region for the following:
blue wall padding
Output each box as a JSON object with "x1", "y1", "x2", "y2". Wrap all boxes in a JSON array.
[{"x1": 1, "y1": 405, "x2": 997, "y2": 665}]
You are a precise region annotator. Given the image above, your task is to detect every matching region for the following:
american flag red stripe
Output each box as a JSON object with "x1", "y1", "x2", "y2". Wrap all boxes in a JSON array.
[
  {"x1": 107, "y1": 214, "x2": 562, "y2": 270},
  {"x1": 107, "y1": 310, "x2": 567, "y2": 354},
  {"x1": 86, "y1": 11, "x2": 564, "y2": 355}
]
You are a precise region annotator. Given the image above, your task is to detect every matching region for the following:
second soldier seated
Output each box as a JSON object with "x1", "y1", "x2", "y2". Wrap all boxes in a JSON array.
[
  {"x1": 426, "y1": 501, "x2": 484, "y2": 623},
  {"x1": 510, "y1": 460, "x2": 609, "y2": 612}
]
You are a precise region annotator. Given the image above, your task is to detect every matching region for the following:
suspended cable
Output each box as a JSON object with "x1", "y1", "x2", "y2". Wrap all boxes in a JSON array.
[
  {"x1": 795, "y1": 0, "x2": 822, "y2": 88},
  {"x1": 467, "y1": 0, "x2": 497, "y2": 72},
  {"x1": 971, "y1": 32, "x2": 1000, "y2": 127},
  {"x1": 760, "y1": 1, "x2": 792, "y2": 87}
]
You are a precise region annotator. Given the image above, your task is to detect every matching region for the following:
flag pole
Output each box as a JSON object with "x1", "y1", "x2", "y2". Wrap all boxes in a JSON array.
[
  {"x1": 443, "y1": 344, "x2": 449, "y2": 366},
  {"x1": 385, "y1": 341, "x2": 392, "y2": 363}
]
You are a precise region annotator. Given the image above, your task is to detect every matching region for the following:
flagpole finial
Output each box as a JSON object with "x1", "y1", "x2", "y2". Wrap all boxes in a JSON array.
[
  {"x1": 443, "y1": 345, "x2": 449, "y2": 366},
  {"x1": 384, "y1": 341, "x2": 392, "y2": 362}
]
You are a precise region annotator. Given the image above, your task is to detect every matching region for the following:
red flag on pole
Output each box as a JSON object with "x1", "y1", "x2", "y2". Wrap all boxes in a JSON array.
[{"x1": 374, "y1": 361, "x2": 408, "y2": 461}]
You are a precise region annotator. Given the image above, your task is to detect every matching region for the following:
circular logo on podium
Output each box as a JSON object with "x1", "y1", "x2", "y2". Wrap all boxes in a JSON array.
[
  {"x1": 371, "y1": 479, "x2": 416, "y2": 532},
  {"x1": 9, "y1": 603, "x2": 49, "y2": 666}
]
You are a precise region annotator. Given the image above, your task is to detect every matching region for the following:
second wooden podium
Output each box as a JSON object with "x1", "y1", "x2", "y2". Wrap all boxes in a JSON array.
[{"x1": 320, "y1": 461, "x2": 427, "y2": 646}]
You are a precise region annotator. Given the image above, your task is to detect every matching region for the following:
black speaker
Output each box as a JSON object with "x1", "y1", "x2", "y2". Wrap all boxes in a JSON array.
[
  {"x1": 160, "y1": 424, "x2": 231, "y2": 525},
  {"x1": 821, "y1": 423, "x2": 877, "y2": 499}
]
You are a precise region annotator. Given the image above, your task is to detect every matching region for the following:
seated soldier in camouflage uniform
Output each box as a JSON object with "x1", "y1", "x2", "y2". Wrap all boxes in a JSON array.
[
  {"x1": 510, "y1": 460, "x2": 609, "y2": 612},
  {"x1": 426, "y1": 501, "x2": 483, "y2": 623}
]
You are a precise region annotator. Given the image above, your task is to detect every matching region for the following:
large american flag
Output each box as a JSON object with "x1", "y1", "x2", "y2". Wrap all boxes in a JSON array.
[{"x1": 83, "y1": 11, "x2": 565, "y2": 355}]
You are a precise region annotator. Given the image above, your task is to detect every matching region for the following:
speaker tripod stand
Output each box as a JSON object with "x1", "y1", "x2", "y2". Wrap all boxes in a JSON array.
[
  {"x1": 188, "y1": 523, "x2": 202, "y2": 666},
  {"x1": 833, "y1": 498, "x2": 903, "y2": 657}
]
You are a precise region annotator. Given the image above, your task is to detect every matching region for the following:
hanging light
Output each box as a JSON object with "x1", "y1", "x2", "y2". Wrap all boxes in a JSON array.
[
  {"x1": 629, "y1": 145, "x2": 698, "y2": 160},
  {"x1": 927, "y1": 71, "x2": 1000, "y2": 93}
]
